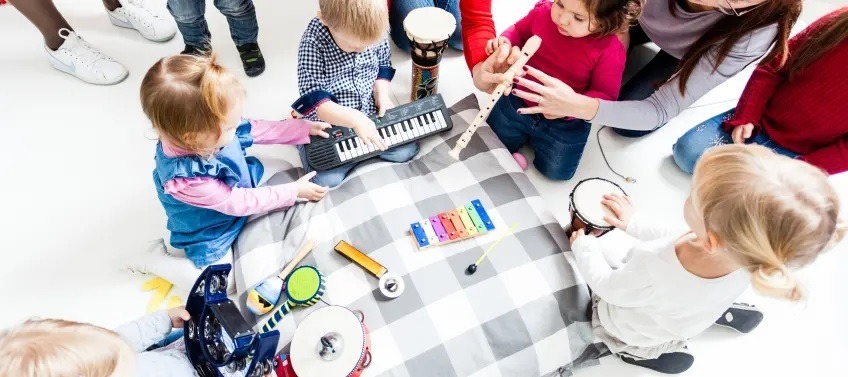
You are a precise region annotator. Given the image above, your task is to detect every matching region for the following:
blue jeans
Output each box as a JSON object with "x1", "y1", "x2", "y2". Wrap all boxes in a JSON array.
[
  {"x1": 298, "y1": 142, "x2": 420, "y2": 188},
  {"x1": 488, "y1": 95, "x2": 591, "y2": 180},
  {"x1": 612, "y1": 25, "x2": 680, "y2": 138},
  {"x1": 167, "y1": 0, "x2": 258, "y2": 47},
  {"x1": 672, "y1": 109, "x2": 799, "y2": 174},
  {"x1": 390, "y1": 0, "x2": 463, "y2": 52}
]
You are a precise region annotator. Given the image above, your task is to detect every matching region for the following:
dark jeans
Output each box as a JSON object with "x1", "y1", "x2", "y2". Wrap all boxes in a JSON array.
[
  {"x1": 614, "y1": 24, "x2": 680, "y2": 138},
  {"x1": 389, "y1": 0, "x2": 463, "y2": 52},
  {"x1": 488, "y1": 95, "x2": 591, "y2": 180},
  {"x1": 167, "y1": 0, "x2": 259, "y2": 48}
]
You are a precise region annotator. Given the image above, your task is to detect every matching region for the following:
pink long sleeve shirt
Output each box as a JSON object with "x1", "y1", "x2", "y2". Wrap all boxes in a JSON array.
[{"x1": 161, "y1": 119, "x2": 311, "y2": 217}]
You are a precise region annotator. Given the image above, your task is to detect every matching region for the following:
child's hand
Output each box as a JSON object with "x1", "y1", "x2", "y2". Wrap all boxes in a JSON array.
[
  {"x1": 351, "y1": 114, "x2": 387, "y2": 150},
  {"x1": 731, "y1": 123, "x2": 755, "y2": 144},
  {"x1": 373, "y1": 80, "x2": 395, "y2": 117},
  {"x1": 375, "y1": 93, "x2": 396, "y2": 118},
  {"x1": 309, "y1": 121, "x2": 332, "y2": 138},
  {"x1": 601, "y1": 193, "x2": 634, "y2": 231},
  {"x1": 569, "y1": 229, "x2": 594, "y2": 244},
  {"x1": 296, "y1": 172, "x2": 328, "y2": 201},
  {"x1": 486, "y1": 36, "x2": 511, "y2": 55},
  {"x1": 168, "y1": 306, "x2": 191, "y2": 328}
]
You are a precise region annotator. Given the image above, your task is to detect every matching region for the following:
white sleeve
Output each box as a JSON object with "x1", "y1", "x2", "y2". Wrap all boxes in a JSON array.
[
  {"x1": 114, "y1": 310, "x2": 173, "y2": 352},
  {"x1": 625, "y1": 212, "x2": 687, "y2": 241},
  {"x1": 571, "y1": 236, "x2": 654, "y2": 307}
]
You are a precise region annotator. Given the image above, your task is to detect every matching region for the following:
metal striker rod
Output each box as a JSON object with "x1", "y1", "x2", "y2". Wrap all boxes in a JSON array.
[
  {"x1": 449, "y1": 36, "x2": 543, "y2": 160},
  {"x1": 466, "y1": 224, "x2": 519, "y2": 275}
]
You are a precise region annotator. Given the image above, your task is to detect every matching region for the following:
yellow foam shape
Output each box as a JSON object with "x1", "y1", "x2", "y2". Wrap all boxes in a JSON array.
[
  {"x1": 166, "y1": 295, "x2": 182, "y2": 309},
  {"x1": 144, "y1": 278, "x2": 173, "y2": 313}
]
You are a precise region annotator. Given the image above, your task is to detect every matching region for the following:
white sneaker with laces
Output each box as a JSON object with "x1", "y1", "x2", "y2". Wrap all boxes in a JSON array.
[
  {"x1": 45, "y1": 28, "x2": 129, "y2": 85},
  {"x1": 107, "y1": 0, "x2": 177, "y2": 42}
]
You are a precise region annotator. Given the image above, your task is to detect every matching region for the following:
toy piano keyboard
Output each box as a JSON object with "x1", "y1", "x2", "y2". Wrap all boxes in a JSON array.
[{"x1": 410, "y1": 199, "x2": 495, "y2": 248}]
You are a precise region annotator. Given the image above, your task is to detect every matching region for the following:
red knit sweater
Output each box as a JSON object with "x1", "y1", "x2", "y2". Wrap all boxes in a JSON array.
[
  {"x1": 459, "y1": 0, "x2": 494, "y2": 71},
  {"x1": 724, "y1": 8, "x2": 848, "y2": 174}
]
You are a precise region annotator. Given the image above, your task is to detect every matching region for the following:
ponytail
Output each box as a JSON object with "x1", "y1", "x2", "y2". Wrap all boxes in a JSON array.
[
  {"x1": 693, "y1": 144, "x2": 841, "y2": 302},
  {"x1": 140, "y1": 54, "x2": 244, "y2": 157},
  {"x1": 584, "y1": 0, "x2": 643, "y2": 37}
]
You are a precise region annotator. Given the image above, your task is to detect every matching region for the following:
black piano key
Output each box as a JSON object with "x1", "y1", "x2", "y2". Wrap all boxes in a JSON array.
[
  {"x1": 401, "y1": 122, "x2": 407, "y2": 132},
  {"x1": 391, "y1": 125, "x2": 398, "y2": 135},
  {"x1": 344, "y1": 139, "x2": 351, "y2": 150},
  {"x1": 429, "y1": 112, "x2": 436, "y2": 124},
  {"x1": 352, "y1": 138, "x2": 358, "y2": 148}
]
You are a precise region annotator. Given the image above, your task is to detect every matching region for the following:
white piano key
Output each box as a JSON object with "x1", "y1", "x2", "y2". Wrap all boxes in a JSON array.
[
  {"x1": 410, "y1": 118, "x2": 421, "y2": 137},
  {"x1": 436, "y1": 111, "x2": 448, "y2": 129},
  {"x1": 336, "y1": 143, "x2": 346, "y2": 161},
  {"x1": 410, "y1": 119, "x2": 422, "y2": 137}
]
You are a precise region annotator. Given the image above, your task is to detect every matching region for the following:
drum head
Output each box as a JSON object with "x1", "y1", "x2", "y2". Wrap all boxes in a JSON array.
[
  {"x1": 571, "y1": 178, "x2": 626, "y2": 228},
  {"x1": 403, "y1": 7, "x2": 456, "y2": 43},
  {"x1": 291, "y1": 306, "x2": 366, "y2": 377},
  {"x1": 286, "y1": 266, "x2": 321, "y2": 304}
]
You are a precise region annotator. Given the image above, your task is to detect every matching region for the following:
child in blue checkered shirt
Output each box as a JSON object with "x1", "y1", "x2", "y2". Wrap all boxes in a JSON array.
[{"x1": 293, "y1": 0, "x2": 419, "y2": 188}]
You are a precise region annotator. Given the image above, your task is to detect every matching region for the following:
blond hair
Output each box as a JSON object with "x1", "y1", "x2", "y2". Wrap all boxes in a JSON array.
[
  {"x1": 0, "y1": 319, "x2": 127, "y2": 377},
  {"x1": 140, "y1": 54, "x2": 244, "y2": 157},
  {"x1": 694, "y1": 144, "x2": 845, "y2": 301},
  {"x1": 319, "y1": 0, "x2": 388, "y2": 43}
]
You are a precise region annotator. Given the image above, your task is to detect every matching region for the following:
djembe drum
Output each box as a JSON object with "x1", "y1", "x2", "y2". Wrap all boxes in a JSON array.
[
  {"x1": 569, "y1": 178, "x2": 627, "y2": 236},
  {"x1": 403, "y1": 7, "x2": 456, "y2": 101}
]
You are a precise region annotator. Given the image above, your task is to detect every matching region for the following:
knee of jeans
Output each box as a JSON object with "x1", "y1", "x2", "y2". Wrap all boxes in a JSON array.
[
  {"x1": 671, "y1": 139, "x2": 698, "y2": 175},
  {"x1": 390, "y1": 30, "x2": 412, "y2": 52},
  {"x1": 312, "y1": 172, "x2": 344, "y2": 188},
  {"x1": 384, "y1": 143, "x2": 420, "y2": 162},
  {"x1": 214, "y1": 0, "x2": 253, "y2": 16},
  {"x1": 537, "y1": 162, "x2": 578, "y2": 181},
  {"x1": 167, "y1": 3, "x2": 205, "y2": 23}
]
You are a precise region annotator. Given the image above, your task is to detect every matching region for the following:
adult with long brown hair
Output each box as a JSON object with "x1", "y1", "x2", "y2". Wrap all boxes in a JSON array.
[
  {"x1": 462, "y1": 0, "x2": 801, "y2": 137},
  {"x1": 673, "y1": 7, "x2": 848, "y2": 175}
]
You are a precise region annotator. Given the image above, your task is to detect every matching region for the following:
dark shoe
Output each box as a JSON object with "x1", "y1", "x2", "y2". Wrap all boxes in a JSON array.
[
  {"x1": 181, "y1": 44, "x2": 211, "y2": 57},
  {"x1": 714, "y1": 302, "x2": 764, "y2": 333},
  {"x1": 237, "y1": 43, "x2": 265, "y2": 77},
  {"x1": 619, "y1": 351, "x2": 694, "y2": 374}
]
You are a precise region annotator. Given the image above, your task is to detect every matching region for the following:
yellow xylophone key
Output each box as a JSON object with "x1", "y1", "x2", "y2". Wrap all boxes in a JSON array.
[{"x1": 457, "y1": 207, "x2": 478, "y2": 236}]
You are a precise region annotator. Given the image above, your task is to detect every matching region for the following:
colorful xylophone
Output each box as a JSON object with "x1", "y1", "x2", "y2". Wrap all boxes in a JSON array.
[{"x1": 410, "y1": 199, "x2": 495, "y2": 248}]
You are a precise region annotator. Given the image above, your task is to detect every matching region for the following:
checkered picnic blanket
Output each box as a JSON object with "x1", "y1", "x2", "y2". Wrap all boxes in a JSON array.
[{"x1": 233, "y1": 95, "x2": 607, "y2": 376}]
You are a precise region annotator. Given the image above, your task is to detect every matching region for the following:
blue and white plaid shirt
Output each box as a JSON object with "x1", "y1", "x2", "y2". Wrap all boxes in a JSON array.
[{"x1": 293, "y1": 18, "x2": 395, "y2": 121}]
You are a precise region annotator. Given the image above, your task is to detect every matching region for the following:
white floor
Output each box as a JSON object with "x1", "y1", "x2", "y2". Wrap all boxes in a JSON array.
[{"x1": 1, "y1": 0, "x2": 846, "y2": 376}]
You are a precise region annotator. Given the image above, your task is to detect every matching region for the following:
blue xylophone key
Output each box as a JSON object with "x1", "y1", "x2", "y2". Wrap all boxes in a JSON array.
[
  {"x1": 410, "y1": 222, "x2": 430, "y2": 248},
  {"x1": 471, "y1": 199, "x2": 496, "y2": 231}
]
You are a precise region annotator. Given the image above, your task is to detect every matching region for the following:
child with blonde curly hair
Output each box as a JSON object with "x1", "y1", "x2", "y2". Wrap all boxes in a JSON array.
[{"x1": 571, "y1": 144, "x2": 844, "y2": 374}]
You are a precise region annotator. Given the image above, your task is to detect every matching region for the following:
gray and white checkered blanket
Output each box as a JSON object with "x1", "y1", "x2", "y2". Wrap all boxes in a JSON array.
[{"x1": 233, "y1": 95, "x2": 606, "y2": 376}]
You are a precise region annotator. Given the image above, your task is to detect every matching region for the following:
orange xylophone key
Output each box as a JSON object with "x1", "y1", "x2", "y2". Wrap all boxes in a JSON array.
[{"x1": 438, "y1": 212, "x2": 459, "y2": 240}]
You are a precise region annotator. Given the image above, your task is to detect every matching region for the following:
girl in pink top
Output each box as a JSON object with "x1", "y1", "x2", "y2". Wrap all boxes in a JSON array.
[
  {"x1": 127, "y1": 54, "x2": 330, "y2": 291},
  {"x1": 485, "y1": 0, "x2": 639, "y2": 180}
]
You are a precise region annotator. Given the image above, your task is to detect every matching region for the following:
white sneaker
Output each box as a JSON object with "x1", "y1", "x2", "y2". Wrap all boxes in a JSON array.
[
  {"x1": 107, "y1": 0, "x2": 177, "y2": 42},
  {"x1": 45, "y1": 28, "x2": 129, "y2": 85}
]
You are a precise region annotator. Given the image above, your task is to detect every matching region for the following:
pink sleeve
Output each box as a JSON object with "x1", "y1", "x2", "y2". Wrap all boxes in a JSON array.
[
  {"x1": 582, "y1": 39, "x2": 626, "y2": 101},
  {"x1": 248, "y1": 118, "x2": 312, "y2": 145},
  {"x1": 164, "y1": 177, "x2": 298, "y2": 217},
  {"x1": 501, "y1": 3, "x2": 537, "y2": 47}
]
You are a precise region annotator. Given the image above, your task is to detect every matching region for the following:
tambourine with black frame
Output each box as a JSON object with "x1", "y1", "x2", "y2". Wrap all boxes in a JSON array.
[{"x1": 184, "y1": 264, "x2": 280, "y2": 377}]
